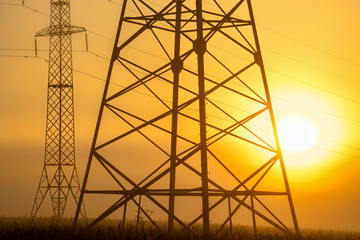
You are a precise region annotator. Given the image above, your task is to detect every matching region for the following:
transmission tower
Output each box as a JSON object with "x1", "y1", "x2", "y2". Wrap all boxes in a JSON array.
[
  {"x1": 31, "y1": 0, "x2": 87, "y2": 219},
  {"x1": 75, "y1": 0, "x2": 299, "y2": 235}
]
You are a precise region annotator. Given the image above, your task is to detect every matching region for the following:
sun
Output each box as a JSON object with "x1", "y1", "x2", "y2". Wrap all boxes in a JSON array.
[{"x1": 277, "y1": 115, "x2": 320, "y2": 154}]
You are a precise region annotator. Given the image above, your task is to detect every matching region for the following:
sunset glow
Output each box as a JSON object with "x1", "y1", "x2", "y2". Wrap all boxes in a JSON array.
[
  {"x1": 277, "y1": 115, "x2": 320, "y2": 154},
  {"x1": 1, "y1": 0, "x2": 360, "y2": 234}
]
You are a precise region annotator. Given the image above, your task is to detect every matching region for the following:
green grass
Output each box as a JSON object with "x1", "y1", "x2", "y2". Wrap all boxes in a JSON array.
[{"x1": 0, "y1": 217, "x2": 359, "y2": 240}]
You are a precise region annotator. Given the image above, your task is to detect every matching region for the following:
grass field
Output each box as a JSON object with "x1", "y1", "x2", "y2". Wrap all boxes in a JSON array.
[{"x1": 0, "y1": 217, "x2": 359, "y2": 240}]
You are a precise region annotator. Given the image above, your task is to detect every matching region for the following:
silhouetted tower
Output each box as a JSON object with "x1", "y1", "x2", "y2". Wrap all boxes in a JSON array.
[
  {"x1": 31, "y1": 0, "x2": 86, "y2": 219},
  {"x1": 75, "y1": 0, "x2": 299, "y2": 235}
]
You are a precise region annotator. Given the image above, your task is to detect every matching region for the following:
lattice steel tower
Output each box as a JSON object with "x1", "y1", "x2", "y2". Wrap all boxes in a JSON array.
[
  {"x1": 31, "y1": 0, "x2": 86, "y2": 219},
  {"x1": 75, "y1": 0, "x2": 299, "y2": 235}
]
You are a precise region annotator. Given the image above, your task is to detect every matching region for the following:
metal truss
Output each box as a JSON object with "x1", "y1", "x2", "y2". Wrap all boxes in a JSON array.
[
  {"x1": 75, "y1": 0, "x2": 299, "y2": 235},
  {"x1": 31, "y1": 0, "x2": 86, "y2": 219}
]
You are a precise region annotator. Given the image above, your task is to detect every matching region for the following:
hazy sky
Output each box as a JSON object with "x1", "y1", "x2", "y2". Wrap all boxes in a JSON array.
[{"x1": 1, "y1": 0, "x2": 360, "y2": 232}]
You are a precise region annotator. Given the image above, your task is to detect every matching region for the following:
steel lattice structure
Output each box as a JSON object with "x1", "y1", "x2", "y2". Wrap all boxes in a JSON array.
[
  {"x1": 31, "y1": 0, "x2": 86, "y2": 219},
  {"x1": 75, "y1": 0, "x2": 299, "y2": 235}
]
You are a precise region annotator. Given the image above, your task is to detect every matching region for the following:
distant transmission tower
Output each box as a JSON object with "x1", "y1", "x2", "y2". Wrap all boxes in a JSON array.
[
  {"x1": 75, "y1": 0, "x2": 299, "y2": 235},
  {"x1": 31, "y1": 0, "x2": 87, "y2": 219}
]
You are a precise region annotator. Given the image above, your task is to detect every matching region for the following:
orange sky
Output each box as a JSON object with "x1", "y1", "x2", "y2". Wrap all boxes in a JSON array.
[{"x1": 0, "y1": 0, "x2": 360, "y2": 232}]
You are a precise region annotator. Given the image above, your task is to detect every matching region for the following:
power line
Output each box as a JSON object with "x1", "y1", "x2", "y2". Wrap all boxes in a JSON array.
[
  {"x1": 0, "y1": 2, "x2": 21, "y2": 7},
  {"x1": 5, "y1": 1, "x2": 360, "y2": 160},
  {"x1": 29, "y1": 52, "x2": 360, "y2": 165},
  {"x1": 22, "y1": 4, "x2": 48, "y2": 16},
  {"x1": 262, "y1": 47, "x2": 359, "y2": 84},
  {"x1": 207, "y1": 43, "x2": 360, "y2": 105},
  {"x1": 4, "y1": 37, "x2": 360, "y2": 127},
  {"x1": 106, "y1": 0, "x2": 121, "y2": 7},
  {"x1": 0, "y1": 48, "x2": 36, "y2": 51},
  {"x1": 87, "y1": 39, "x2": 360, "y2": 108},
  {"x1": 320, "y1": 146, "x2": 360, "y2": 161},
  {"x1": 19, "y1": 47, "x2": 360, "y2": 164},
  {"x1": 257, "y1": 24, "x2": 360, "y2": 68},
  {"x1": 325, "y1": 139, "x2": 360, "y2": 152},
  {"x1": 303, "y1": 0, "x2": 359, "y2": 20},
  {"x1": 0, "y1": 54, "x2": 35, "y2": 58},
  {"x1": 72, "y1": 60, "x2": 360, "y2": 165},
  {"x1": 6, "y1": 46, "x2": 350, "y2": 101},
  {"x1": 86, "y1": 26, "x2": 360, "y2": 88},
  {"x1": 83, "y1": 6, "x2": 360, "y2": 106},
  {"x1": 12, "y1": 0, "x2": 360, "y2": 69},
  {"x1": 0, "y1": 48, "x2": 84, "y2": 52},
  {"x1": 201, "y1": 0, "x2": 360, "y2": 68},
  {"x1": 13, "y1": 0, "x2": 360, "y2": 80},
  {"x1": 46, "y1": 53, "x2": 360, "y2": 168},
  {"x1": 87, "y1": 30, "x2": 113, "y2": 42},
  {"x1": 204, "y1": 39, "x2": 360, "y2": 106},
  {"x1": 64, "y1": 56, "x2": 360, "y2": 156},
  {"x1": 25, "y1": 45, "x2": 360, "y2": 127},
  {"x1": 271, "y1": 95, "x2": 360, "y2": 125},
  {"x1": 0, "y1": 1, "x2": 49, "y2": 16},
  {"x1": 87, "y1": 49, "x2": 110, "y2": 61},
  {"x1": 267, "y1": 68, "x2": 360, "y2": 105}
]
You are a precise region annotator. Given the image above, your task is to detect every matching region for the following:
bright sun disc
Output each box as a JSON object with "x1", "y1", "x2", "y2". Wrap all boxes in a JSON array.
[{"x1": 277, "y1": 115, "x2": 320, "y2": 153}]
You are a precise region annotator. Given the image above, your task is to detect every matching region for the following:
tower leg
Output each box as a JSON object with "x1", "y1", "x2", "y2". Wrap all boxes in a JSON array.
[
  {"x1": 168, "y1": 0, "x2": 183, "y2": 232},
  {"x1": 247, "y1": 0, "x2": 299, "y2": 234},
  {"x1": 195, "y1": 0, "x2": 210, "y2": 234}
]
